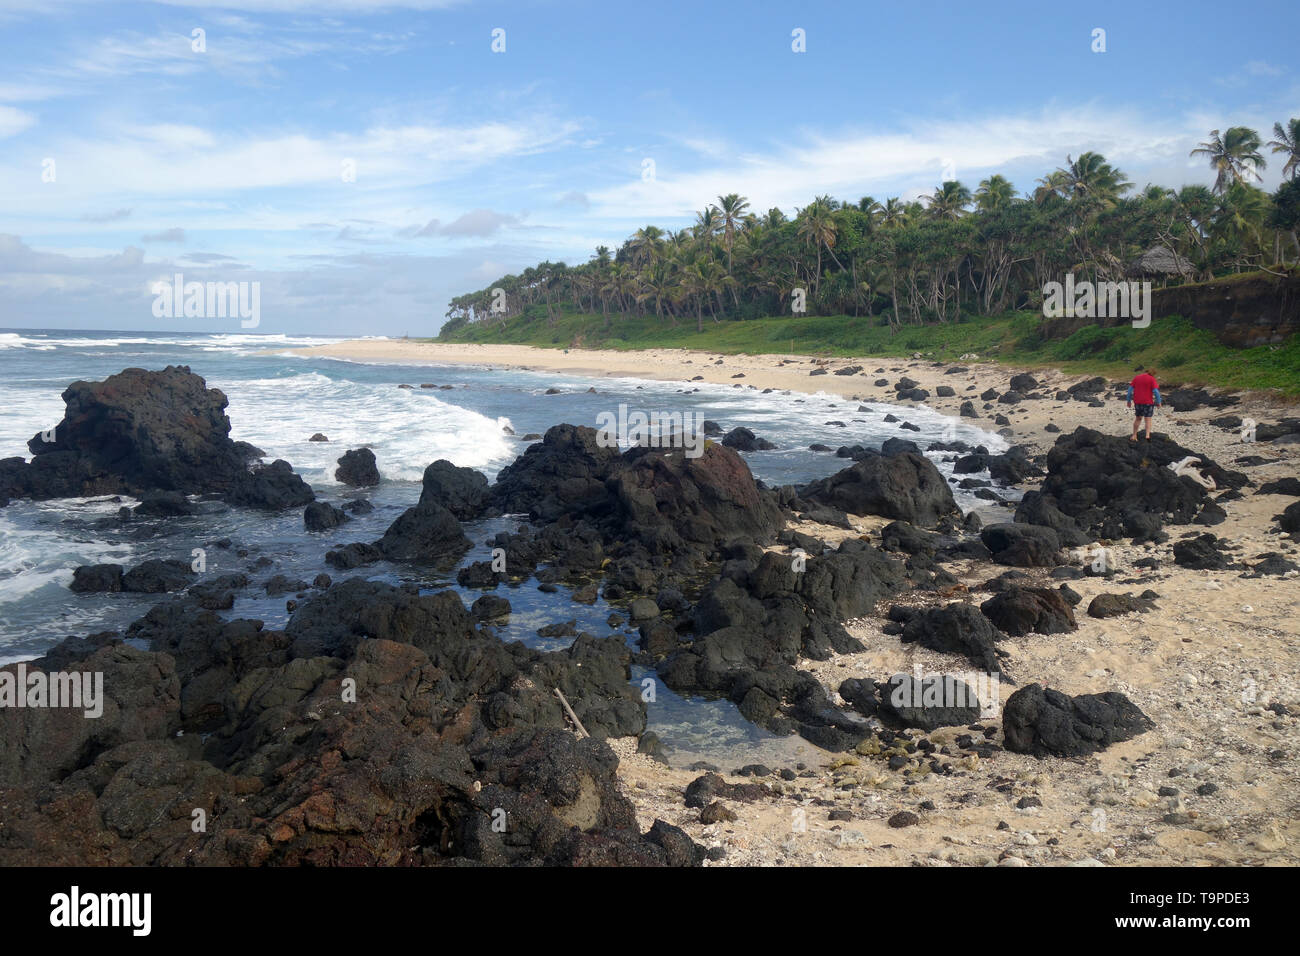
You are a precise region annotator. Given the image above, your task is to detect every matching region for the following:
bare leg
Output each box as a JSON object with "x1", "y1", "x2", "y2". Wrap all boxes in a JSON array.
[{"x1": 1130, "y1": 416, "x2": 1140, "y2": 440}]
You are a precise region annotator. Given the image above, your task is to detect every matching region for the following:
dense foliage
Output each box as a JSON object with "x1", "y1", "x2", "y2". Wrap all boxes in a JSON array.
[{"x1": 444, "y1": 123, "x2": 1300, "y2": 336}]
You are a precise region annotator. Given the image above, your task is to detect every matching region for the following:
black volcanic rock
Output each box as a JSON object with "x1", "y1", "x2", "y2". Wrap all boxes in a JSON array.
[
  {"x1": 375, "y1": 500, "x2": 471, "y2": 565},
  {"x1": 1172, "y1": 533, "x2": 1233, "y2": 570},
  {"x1": 419, "y1": 459, "x2": 489, "y2": 520},
  {"x1": 223, "y1": 459, "x2": 314, "y2": 510},
  {"x1": 721, "y1": 427, "x2": 776, "y2": 451},
  {"x1": 880, "y1": 437, "x2": 921, "y2": 456},
  {"x1": 490, "y1": 424, "x2": 622, "y2": 521},
  {"x1": 1002, "y1": 684, "x2": 1153, "y2": 757},
  {"x1": 133, "y1": 491, "x2": 197, "y2": 517},
  {"x1": 324, "y1": 542, "x2": 383, "y2": 570},
  {"x1": 0, "y1": 575, "x2": 695, "y2": 866},
  {"x1": 801, "y1": 452, "x2": 958, "y2": 528},
  {"x1": 69, "y1": 563, "x2": 125, "y2": 593},
  {"x1": 1087, "y1": 592, "x2": 1156, "y2": 618},
  {"x1": 304, "y1": 501, "x2": 349, "y2": 532},
  {"x1": 1, "y1": 366, "x2": 313, "y2": 509},
  {"x1": 1033, "y1": 427, "x2": 1245, "y2": 542},
  {"x1": 1013, "y1": 491, "x2": 1090, "y2": 547},
  {"x1": 890, "y1": 603, "x2": 1010, "y2": 679},
  {"x1": 954, "y1": 446, "x2": 1042, "y2": 484},
  {"x1": 1281, "y1": 501, "x2": 1300, "y2": 533},
  {"x1": 1258, "y1": 477, "x2": 1300, "y2": 497},
  {"x1": 878, "y1": 673, "x2": 986, "y2": 731},
  {"x1": 122, "y1": 559, "x2": 196, "y2": 593},
  {"x1": 980, "y1": 586, "x2": 1077, "y2": 635},
  {"x1": 658, "y1": 540, "x2": 904, "y2": 749},
  {"x1": 980, "y1": 523, "x2": 1062, "y2": 567},
  {"x1": 335, "y1": 447, "x2": 380, "y2": 487},
  {"x1": 608, "y1": 442, "x2": 785, "y2": 558}
]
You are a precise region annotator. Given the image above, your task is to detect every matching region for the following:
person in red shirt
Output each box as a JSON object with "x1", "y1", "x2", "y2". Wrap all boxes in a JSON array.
[{"x1": 1126, "y1": 367, "x2": 1162, "y2": 441}]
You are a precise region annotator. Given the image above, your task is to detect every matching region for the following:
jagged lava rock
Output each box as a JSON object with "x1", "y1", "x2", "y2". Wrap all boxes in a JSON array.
[
  {"x1": 800, "y1": 452, "x2": 958, "y2": 528},
  {"x1": 3, "y1": 366, "x2": 313, "y2": 509},
  {"x1": 1002, "y1": 683, "x2": 1154, "y2": 757}
]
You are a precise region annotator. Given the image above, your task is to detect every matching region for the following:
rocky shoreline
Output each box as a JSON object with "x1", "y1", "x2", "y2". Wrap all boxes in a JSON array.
[{"x1": 1, "y1": 359, "x2": 1297, "y2": 866}]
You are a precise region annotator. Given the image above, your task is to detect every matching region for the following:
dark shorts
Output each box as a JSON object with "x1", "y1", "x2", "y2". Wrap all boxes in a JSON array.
[{"x1": 1134, "y1": 404, "x2": 1154, "y2": 418}]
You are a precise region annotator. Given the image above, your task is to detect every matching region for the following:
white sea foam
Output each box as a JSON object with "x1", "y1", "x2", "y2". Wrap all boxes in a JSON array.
[
  {"x1": 0, "y1": 502, "x2": 134, "y2": 607},
  {"x1": 217, "y1": 373, "x2": 517, "y2": 482},
  {"x1": 0, "y1": 332, "x2": 342, "y2": 352}
]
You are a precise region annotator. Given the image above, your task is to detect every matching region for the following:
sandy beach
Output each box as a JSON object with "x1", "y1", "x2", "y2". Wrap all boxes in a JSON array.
[
  {"x1": 289, "y1": 338, "x2": 1300, "y2": 867},
  {"x1": 288, "y1": 338, "x2": 1297, "y2": 468}
]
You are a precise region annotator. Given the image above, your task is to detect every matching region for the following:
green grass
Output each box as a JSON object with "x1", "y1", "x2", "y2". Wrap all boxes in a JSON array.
[{"x1": 435, "y1": 308, "x2": 1300, "y2": 397}]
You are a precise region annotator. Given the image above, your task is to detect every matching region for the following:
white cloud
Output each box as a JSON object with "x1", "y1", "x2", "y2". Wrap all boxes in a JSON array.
[
  {"x1": 142, "y1": 227, "x2": 186, "y2": 242},
  {"x1": 0, "y1": 105, "x2": 36, "y2": 138},
  {"x1": 440, "y1": 209, "x2": 521, "y2": 237},
  {"x1": 81, "y1": 208, "x2": 132, "y2": 222},
  {"x1": 1245, "y1": 60, "x2": 1284, "y2": 77},
  {"x1": 587, "y1": 104, "x2": 1224, "y2": 220},
  {"x1": 149, "y1": 0, "x2": 464, "y2": 10},
  {"x1": 0, "y1": 117, "x2": 581, "y2": 205}
]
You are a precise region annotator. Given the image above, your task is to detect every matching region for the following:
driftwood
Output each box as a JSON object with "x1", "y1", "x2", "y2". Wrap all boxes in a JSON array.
[{"x1": 553, "y1": 687, "x2": 589, "y2": 738}]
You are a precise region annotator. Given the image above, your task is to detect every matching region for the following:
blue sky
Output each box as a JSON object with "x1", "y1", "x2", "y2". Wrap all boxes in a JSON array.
[{"x1": 1, "y1": 0, "x2": 1296, "y2": 335}]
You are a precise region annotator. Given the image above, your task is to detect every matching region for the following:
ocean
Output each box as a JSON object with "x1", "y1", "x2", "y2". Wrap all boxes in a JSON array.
[{"x1": 0, "y1": 328, "x2": 1009, "y2": 763}]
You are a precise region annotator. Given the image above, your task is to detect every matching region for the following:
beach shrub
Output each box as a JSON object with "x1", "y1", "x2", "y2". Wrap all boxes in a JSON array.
[{"x1": 1054, "y1": 325, "x2": 1116, "y2": 360}]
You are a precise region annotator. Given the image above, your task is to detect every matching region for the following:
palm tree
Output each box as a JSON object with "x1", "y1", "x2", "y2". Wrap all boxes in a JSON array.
[
  {"x1": 795, "y1": 199, "x2": 840, "y2": 295},
  {"x1": 693, "y1": 205, "x2": 721, "y2": 243},
  {"x1": 928, "y1": 180, "x2": 972, "y2": 220},
  {"x1": 635, "y1": 261, "x2": 676, "y2": 323},
  {"x1": 628, "y1": 225, "x2": 665, "y2": 268},
  {"x1": 1190, "y1": 127, "x2": 1267, "y2": 193},
  {"x1": 716, "y1": 193, "x2": 750, "y2": 273},
  {"x1": 1211, "y1": 181, "x2": 1270, "y2": 269},
  {"x1": 700, "y1": 259, "x2": 729, "y2": 317},
  {"x1": 975, "y1": 174, "x2": 1016, "y2": 212},
  {"x1": 590, "y1": 246, "x2": 612, "y2": 320},
  {"x1": 1267, "y1": 118, "x2": 1300, "y2": 181},
  {"x1": 1033, "y1": 169, "x2": 1070, "y2": 205},
  {"x1": 1057, "y1": 152, "x2": 1132, "y2": 206},
  {"x1": 880, "y1": 197, "x2": 909, "y2": 228},
  {"x1": 680, "y1": 261, "x2": 709, "y2": 331},
  {"x1": 603, "y1": 262, "x2": 633, "y2": 313}
]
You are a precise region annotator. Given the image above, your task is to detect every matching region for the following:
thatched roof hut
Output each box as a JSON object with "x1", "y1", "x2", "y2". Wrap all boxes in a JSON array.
[{"x1": 1128, "y1": 245, "x2": 1192, "y2": 279}]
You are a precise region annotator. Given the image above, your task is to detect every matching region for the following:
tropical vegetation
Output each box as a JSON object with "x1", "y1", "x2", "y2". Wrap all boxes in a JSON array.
[{"x1": 442, "y1": 121, "x2": 1300, "y2": 337}]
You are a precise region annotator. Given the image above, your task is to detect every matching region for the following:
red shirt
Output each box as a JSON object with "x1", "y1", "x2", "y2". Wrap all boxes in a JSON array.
[{"x1": 1131, "y1": 372, "x2": 1158, "y2": 405}]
